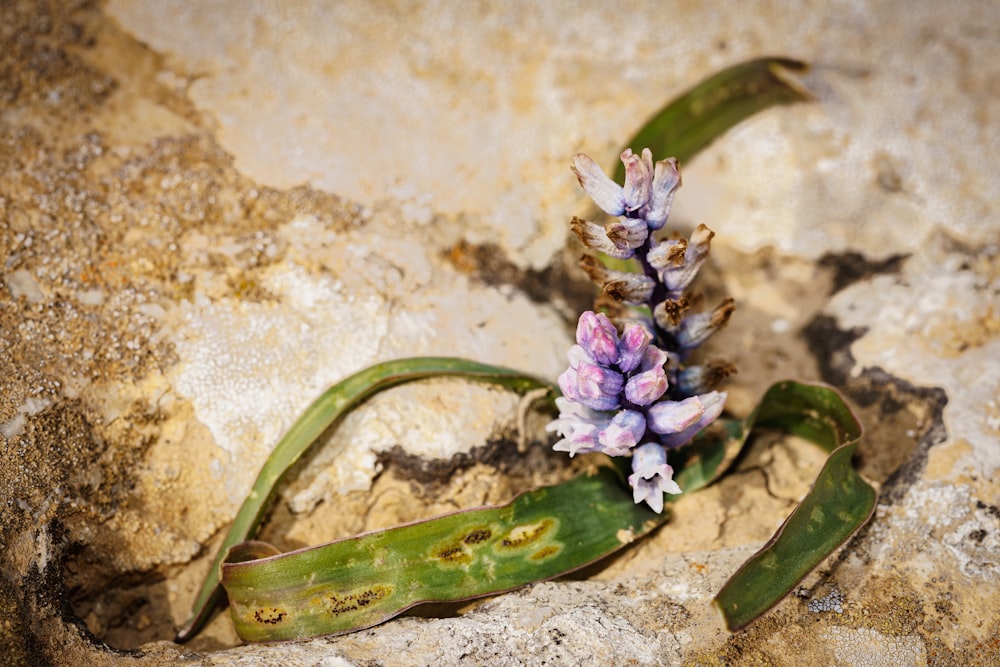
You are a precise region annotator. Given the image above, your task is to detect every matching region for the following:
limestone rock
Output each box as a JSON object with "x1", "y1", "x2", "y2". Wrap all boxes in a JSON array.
[{"x1": 1, "y1": 1, "x2": 998, "y2": 666}]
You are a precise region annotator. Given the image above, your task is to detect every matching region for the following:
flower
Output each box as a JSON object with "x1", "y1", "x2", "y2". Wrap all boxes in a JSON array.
[
  {"x1": 599, "y1": 410, "x2": 647, "y2": 456},
  {"x1": 648, "y1": 391, "x2": 726, "y2": 448},
  {"x1": 570, "y1": 217, "x2": 642, "y2": 259},
  {"x1": 570, "y1": 149, "x2": 684, "y2": 259},
  {"x1": 571, "y1": 152, "x2": 632, "y2": 217},
  {"x1": 673, "y1": 360, "x2": 737, "y2": 395},
  {"x1": 556, "y1": 312, "x2": 663, "y2": 412},
  {"x1": 546, "y1": 398, "x2": 647, "y2": 458},
  {"x1": 639, "y1": 157, "x2": 681, "y2": 230},
  {"x1": 547, "y1": 397, "x2": 606, "y2": 456},
  {"x1": 647, "y1": 224, "x2": 714, "y2": 296},
  {"x1": 553, "y1": 146, "x2": 734, "y2": 514},
  {"x1": 623, "y1": 345, "x2": 669, "y2": 406},
  {"x1": 548, "y1": 310, "x2": 726, "y2": 511},
  {"x1": 579, "y1": 256, "x2": 656, "y2": 305},
  {"x1": 628, "y1": 443, "x2": 682, "y2": 514},
  {"x1": 670, "y1": 299, "x2": 735, "y2": 352},
  {"x1": 550, "y1": 312, "x2": 666, "y2": 458}
]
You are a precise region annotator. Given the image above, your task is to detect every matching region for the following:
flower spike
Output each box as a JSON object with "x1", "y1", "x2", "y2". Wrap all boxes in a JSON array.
[{"x1": 553, "y1": 147, "x2": 734, "y2": 513}]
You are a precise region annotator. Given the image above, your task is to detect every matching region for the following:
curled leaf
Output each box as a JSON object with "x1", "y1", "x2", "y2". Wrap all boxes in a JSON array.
[
  {"x1": 175, "y1": 358, "x2": 555, "y2": 642},
  {"x1": 615, "y1": 56, "x2": 812, "y2": 182},
  {"x1": 712, "y1": 380, "x2": 875, "y2": 631},
  {"x1": 221, "y1": 467, "x2": 661, "y2": 642},
  {"x1": 212, "y1": 378, "x2": 871, "y2": 641}
]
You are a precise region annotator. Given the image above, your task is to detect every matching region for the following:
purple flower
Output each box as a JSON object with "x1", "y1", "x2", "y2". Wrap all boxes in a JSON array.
[
  {"x1": 547, "y1": 399, "x2": 646, "y2": 458},
  {"x1": 572, "y1": 149, "x2": 653, "y2": 218},
  {"x1": 623, "y1": 346, "x2": 668, "y2": 407},
  {"x1": 558, "y1": 346, "x2": 623, "y2": 412},
  {"x1": 628, "y1": 443, "x2": 682, "y2": 513},
  {"x1": 557, "y1": 313, "x2": 663, "y2": 411},
  {"x1": 620, "y1": 149, "x2": 652, "y2": 213},
  {"x1": 576, "y1": 311, "x2": 619, "y2": 366},
  {"x1": 649, "y1": 391, "x2": 727, "y2": 448},
  {"x1": 599, "y1": 410, "x2": 647, "y2": 456},
  {"x1": 571, "y1": 153, "x2": 631, "y2": 218},
  {"x1": 616, "y1": 324, "x2": 650, "y2": 373},
  {"x1": 555, "y1": 145, "x2": 734, "y2": 513}
]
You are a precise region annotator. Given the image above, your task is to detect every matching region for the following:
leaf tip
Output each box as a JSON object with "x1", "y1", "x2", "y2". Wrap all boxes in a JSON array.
[{"x1": 711, "y1": 596, "x2": 742, "y2": 633}]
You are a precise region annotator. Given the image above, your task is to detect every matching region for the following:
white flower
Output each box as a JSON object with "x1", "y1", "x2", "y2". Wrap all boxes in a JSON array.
[{"x1": 628, "y1": 442, "x2": 682, "y2": 513}]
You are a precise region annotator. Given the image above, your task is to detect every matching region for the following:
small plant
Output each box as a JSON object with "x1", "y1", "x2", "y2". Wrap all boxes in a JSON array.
[
  {"x1": 174, "y1": 57, "x2": 875, "y2": 644},
  {"x1": 549, "y1": 148, "x2": 732, "y2": 514}
]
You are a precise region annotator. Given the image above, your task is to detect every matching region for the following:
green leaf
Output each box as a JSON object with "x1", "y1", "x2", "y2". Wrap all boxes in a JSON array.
[
  {"x1": 214, "y1": 379, "x2": 871, "y2": 642},
  {"x1": 712, "y1": 380, "x2": 876, "y2": 631},
  {"x1": 181, "y1": 365, "x2": 871, "y2": 642},
  {"x1": 213, "y1": 377, "x2": 759, "y2": 643},
  {"x1": 220, "y1": 466, "x2": 661, "y2": 642},
  {"x1": 597, "y1": 57, "x2": 810, "y2": 275},
  {"x1": 614, "y1": 57, "x2": 812, "y2": 182},
  {"x1": 174, "y1": 358, "x2": 555, "y2": 643}
]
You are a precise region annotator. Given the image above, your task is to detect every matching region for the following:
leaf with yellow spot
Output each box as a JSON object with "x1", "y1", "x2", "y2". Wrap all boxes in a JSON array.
[
  {"x1": 221, "y1": 466, "x2": 661, "y2": 642},
  {"x1": 178, "y1": 358, "x2": 871, "y2": 642},
  {"x1": 227, "y1": 380, "x2": 870, "y2": 640},
  {"x1": 174, "y1": 357, "x2": 556, "y2": 642}
]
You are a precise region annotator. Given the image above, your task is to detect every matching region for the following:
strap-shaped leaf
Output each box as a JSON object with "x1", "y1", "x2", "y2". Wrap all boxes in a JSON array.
[
  {"x1": 221, "y1": 466, "x2": 662, "y2": 642},
  {"x1": 174, "y1": 358, "x2": 555, "y2": 642},
  {"x1": 212, "y1": 378, "x2": 870, "y2": 642},
  {"x1": 712, "y1": 380, "x2": 875, "y2": 631},
  {"x1": 179, "y1": 366, "x2": 872, "y2": 642},
  {"x1": 614, "y1": 56, "x2": 812, "y2": 181},
  {"x1": 599, "y1": 57, "x2": 811, "y2": 274}
]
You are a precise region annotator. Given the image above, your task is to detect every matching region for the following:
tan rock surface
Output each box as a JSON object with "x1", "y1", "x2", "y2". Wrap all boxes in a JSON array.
[{"x1": 1, "y1": 1, "x2": 997, "y2": 666}]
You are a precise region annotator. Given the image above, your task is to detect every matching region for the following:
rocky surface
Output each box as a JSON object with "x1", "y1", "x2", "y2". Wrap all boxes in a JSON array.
[{"x1": 1, "y1": 1, "x2": 997, "y2": 666}]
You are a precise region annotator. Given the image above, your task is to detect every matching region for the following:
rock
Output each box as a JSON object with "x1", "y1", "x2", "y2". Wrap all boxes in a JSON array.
[{"x1": 1, "y1": 1, "x2": 997, "y2": 665}]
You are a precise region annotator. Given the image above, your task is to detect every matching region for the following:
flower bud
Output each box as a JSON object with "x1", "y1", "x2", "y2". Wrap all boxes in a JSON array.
[
  {"x1": 576, "y1": 311, "x2": 619, "y2": 367},
  {"x1": 623, "y1": 345, "x2": 669, "y2": 407},
  {"x1": 621, "y1": 149, "x2": 652, "y2": 213},
  {"x1": 616, "y1": 324, "x2": 651, "y2": 373},
  {"x1": 646, "y1": 395, "x2": 707, "y2": 435},
  {"x1": 558, "y1": 352, "x2": 623, "y2": 412},
  {"x1": 598, "y1": 409, "x2": 646, "y2": 456},
  {"x1": 675, "y1": 298, "x2": 735, "y2": 350},
  {"x1": 572, "y1": 153, "x2": 626, "y2": 216},
  {"x1": 547, "y1": 397, "x2": 607, "y2": 457},
  {"x1": 624, "y1": 367, "x2": 668, "y2": 407},
  {"x1": 657, "y1": 391, "x2": 727, "y2": 448},
  {"x1": 639, "y1": 157, "x2": 681, "y2": 230}
]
